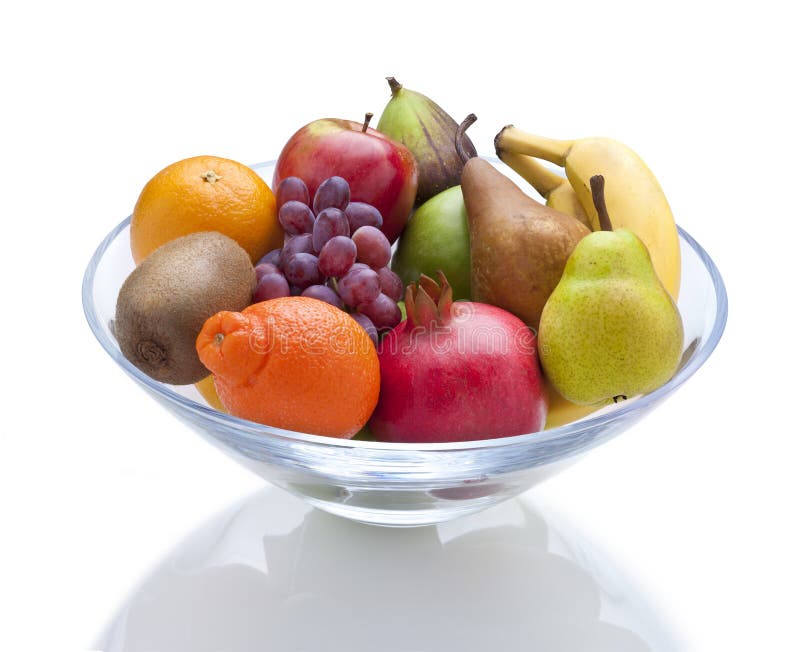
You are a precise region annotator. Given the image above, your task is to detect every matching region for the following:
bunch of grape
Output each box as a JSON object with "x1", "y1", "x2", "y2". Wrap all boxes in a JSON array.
[{"x1": 252, "y1": 175, "x2": 404, "y2": 344}]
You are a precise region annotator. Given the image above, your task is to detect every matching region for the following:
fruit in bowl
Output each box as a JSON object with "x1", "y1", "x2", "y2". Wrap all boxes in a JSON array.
[
  {"x1": 391, "y1": 185, "x2": 472, "y2": 301},
  {"x1": 376, "y1": 76, "x2": 477, "y2": 206},
  {"x1": 197, "y1": 297, "x2": 380, "y2": 438},
  {"x1": 494, "y1": 125, "x2": 681, "y2": 299},
  {"x1": 254, "y1": 174, "x2": 404, "y2": 336},
  {"x1": 538, "y1": 176, "x2": 684, "y2": 405},
  {"x1": 369, "y1": 273, "x2": 547, "y2": 443},
  {"x1": 84, "y1": 82, "x2": 727, "y2": 526},
  {"x1": 272, "y1": 114, "x2": 418, "y2": 245},
  {"x1": 115, "y1": 231, "x2": 256, "y2": 385},
  {"x1": 84, "y1": 158, "x2": 727, "y2": 528},
  {"x1": 130, "y1": 155, "x2": 283, "y2": 264},
  {"x1": 458, "y1": 116, "x2": 590, "y2": 332}
]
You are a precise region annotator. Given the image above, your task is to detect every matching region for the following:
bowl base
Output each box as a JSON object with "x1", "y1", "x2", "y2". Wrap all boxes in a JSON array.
[{"x1": 303, "y1": 496, "x2": 498, "y2": 527}]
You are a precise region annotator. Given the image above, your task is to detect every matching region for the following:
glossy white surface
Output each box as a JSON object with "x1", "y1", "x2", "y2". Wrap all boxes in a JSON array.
[{"x1": 97, "y1": 488, "x2": 680, "y2": 651}]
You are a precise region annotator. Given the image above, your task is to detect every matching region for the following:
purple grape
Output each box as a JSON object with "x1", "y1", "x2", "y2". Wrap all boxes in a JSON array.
[
  {"x1": 377, "y1": 267, "x2": 404, "y2": 302},
  {"x1": 350, "y1": 262, "x2": 371, "y2": 273},
  {"x1": 280, "y1": 234, "x2": 314, "y2": 267},
  {"x1": 318, "y1": 235, "x2": 357, "y2": 278},
  {"x1": 313, "y1": 176, "x2": 350, "y2": 214},
  {"x1": 312, "y1": 207, "x2": 350, "y2": 253},
  {"x1": 276, "y1": 177, "x2": 310, "y2": 208},
  {"x1": 337, "y1": 267, "x2": 380, "y2": 308},
  {"x1": 253, "y1": 272, "x2": 290, "y2": 302},
  {"x1": 302, "y1": 284, "x2": 345, "y2": 309},
  {"x1": 255, "y1": 262, "x2": 280, "y2": 280},
  {"x1": 258, "y1": 248, "x2": 282, "y2": 268},
  {"x1": 284, "y1": 252, "x2": 323, "y2": 289},
  {"x1": 350, "y1": 312, "x2": 378, "y2": 347},
  {"x1": 290, "y1": 285, "x2": 303, "y2": 296},
  {"x1": 344, "y1": 202, "x2": 383, "y2": 232},
  {"x1": 278, "y1": 200, "x2": 315, "y2": 236},
  {"x1": 352, "y1": 226, "x2": 391, "y2": 269},
  {"x1": 358, "y1": 293, "x2": 402, "y2": 332}
]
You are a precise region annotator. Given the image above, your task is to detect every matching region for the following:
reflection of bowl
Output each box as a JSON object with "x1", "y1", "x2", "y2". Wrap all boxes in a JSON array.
[
  {"x1": 96, "y1": 488, "x2": 683, "y2": 651},
  {"x1": 82, "y1": 160, "x2": 727, "y2": 527}
]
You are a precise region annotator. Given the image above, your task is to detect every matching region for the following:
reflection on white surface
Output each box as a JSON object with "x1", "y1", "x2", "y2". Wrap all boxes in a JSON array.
[{"x1": 97, "y1": 488, "x2": 681, "y2": 651}]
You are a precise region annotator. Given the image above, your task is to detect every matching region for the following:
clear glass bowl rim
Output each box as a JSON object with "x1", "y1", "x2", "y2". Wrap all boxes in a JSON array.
[{"x1": 82, "y1": 163, "x2": 728, "y2": 458}]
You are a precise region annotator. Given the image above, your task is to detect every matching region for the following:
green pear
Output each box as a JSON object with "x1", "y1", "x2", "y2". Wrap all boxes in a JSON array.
[{"x1": 538, "y1": 175, "x2": 684, "y2": 405}]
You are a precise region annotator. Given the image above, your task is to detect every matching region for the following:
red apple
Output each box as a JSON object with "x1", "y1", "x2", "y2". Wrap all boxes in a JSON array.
[{"x1": 273, "y1": 115, "x2": 418, "y2": 244}]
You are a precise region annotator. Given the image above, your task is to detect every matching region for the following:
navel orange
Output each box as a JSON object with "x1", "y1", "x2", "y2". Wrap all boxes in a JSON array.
[{"x1": 130, "y1": 155, "x2": 282, "y2": 264}]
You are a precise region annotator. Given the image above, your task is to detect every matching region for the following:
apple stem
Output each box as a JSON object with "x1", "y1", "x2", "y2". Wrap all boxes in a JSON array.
[
  {"x1": 590, "y1": 175, "x2": 614, "y2": 232},
  {"x1": 362, "y1": 112, "x2": 373, "y2": 133},
  {"x1": 386, "y1": 77, "x2": 402, "y2": 95},
  {"x1": 456, "y1": 114, "x2": 478, "y2": 164}
]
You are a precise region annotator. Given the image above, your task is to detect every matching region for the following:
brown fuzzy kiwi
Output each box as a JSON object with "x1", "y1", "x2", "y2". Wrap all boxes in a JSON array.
[{"x1": 115, "y1": 231, "x2": 256, "y2": 384}]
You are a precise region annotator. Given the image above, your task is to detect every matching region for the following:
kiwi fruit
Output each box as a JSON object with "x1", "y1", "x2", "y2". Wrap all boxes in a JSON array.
[{"x1": 115, "y1": 231, "x2": 256, "y2": 384}]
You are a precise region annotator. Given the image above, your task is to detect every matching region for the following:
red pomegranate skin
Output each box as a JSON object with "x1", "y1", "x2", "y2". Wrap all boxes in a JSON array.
[{"x1": 369, "y1": 302, "x2": 547, "y2": 443}]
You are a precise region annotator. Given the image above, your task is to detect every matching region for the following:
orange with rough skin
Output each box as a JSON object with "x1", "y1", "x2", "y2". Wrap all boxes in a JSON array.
[
  {"x1": 196, "y1": 297, "x2": 380, "y2": 438},
  {"x1": 131, "y1": 155, "x2": 281, "y2": 264}
]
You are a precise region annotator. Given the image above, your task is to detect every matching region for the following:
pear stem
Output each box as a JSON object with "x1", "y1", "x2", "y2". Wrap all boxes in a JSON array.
[
  {"x1": 456, "y1": 114, "x2": 478, "y2": 164},
  {"x1": 590, "y1": 175, "x2": 614, "y2": 231},
  {"x1": 362, "y1": 112, "x2": 373, "y2": 133},
  {"x1": 386, "y1": 77, "x2": 402, "y2": 95}
]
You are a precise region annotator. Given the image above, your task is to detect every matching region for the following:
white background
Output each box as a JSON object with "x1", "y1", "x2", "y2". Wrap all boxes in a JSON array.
[{"x1": 1, "y1": 1, "x2": 798, "y2": 650}]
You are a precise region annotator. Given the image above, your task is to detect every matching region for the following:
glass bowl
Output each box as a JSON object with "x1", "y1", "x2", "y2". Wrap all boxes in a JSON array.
[{"x1": 82, "y1": 160, "x2": 727, "y2": 527}]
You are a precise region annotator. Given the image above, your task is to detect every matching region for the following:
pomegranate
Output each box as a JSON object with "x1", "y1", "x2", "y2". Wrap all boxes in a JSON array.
[{"x1": 369, "y1": 273, "x2": 547, "y2": 443}]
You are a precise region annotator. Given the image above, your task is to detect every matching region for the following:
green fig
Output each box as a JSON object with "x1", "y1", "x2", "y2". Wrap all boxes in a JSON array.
[
  {"x1": 391, "y1": 185, "x2": 471, "y2": 300},
  {"x1": 538, "y1": 175, "x2": 684, "y2": 405},
  {"x1": 377, "y1": 77, "x2": 477, "y2": 206}
]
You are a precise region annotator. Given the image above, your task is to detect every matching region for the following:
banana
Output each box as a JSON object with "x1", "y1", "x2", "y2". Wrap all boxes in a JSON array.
[
  {"x1": 496, "y1": 150, "x2": 592, "y2": 229},
  {"x1": 543, "y1": 379, "x2": 601, "y2": 430},
  {"x1": 495, "y1": 126, "x2": 681, "y2": 299}
]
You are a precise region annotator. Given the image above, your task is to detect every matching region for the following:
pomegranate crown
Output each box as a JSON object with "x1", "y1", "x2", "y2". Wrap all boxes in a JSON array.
[{"x1": 404, "y1": 271, "x2": 454, "y2": 327}]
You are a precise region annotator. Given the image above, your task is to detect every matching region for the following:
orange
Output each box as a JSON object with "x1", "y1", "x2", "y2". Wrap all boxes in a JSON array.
[
  {"x1": 130, "y1": 155, "x2": 282, "y2": 264},
  {"x1": 196, "y1": 297, "x2": 380, "y2": 438}
]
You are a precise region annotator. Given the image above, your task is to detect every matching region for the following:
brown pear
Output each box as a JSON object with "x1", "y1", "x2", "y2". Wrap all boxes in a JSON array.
[{"x1": 456, "y1": 115, "x2": 591, "y2": 330}]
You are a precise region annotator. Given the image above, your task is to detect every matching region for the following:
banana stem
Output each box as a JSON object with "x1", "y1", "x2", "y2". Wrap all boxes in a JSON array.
[
  {"x1": 498, "y1": 151, "x2": 566, "y2": 197},
  {"x1": 494, "y1": 126, "x2": 573, "y2": 165},
  {"x1": 590, "y1": 175, "x2": 614, "y2": 231},
  {"x1": 456, "y1": 114, "x2": 478, "y2": 164}
]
